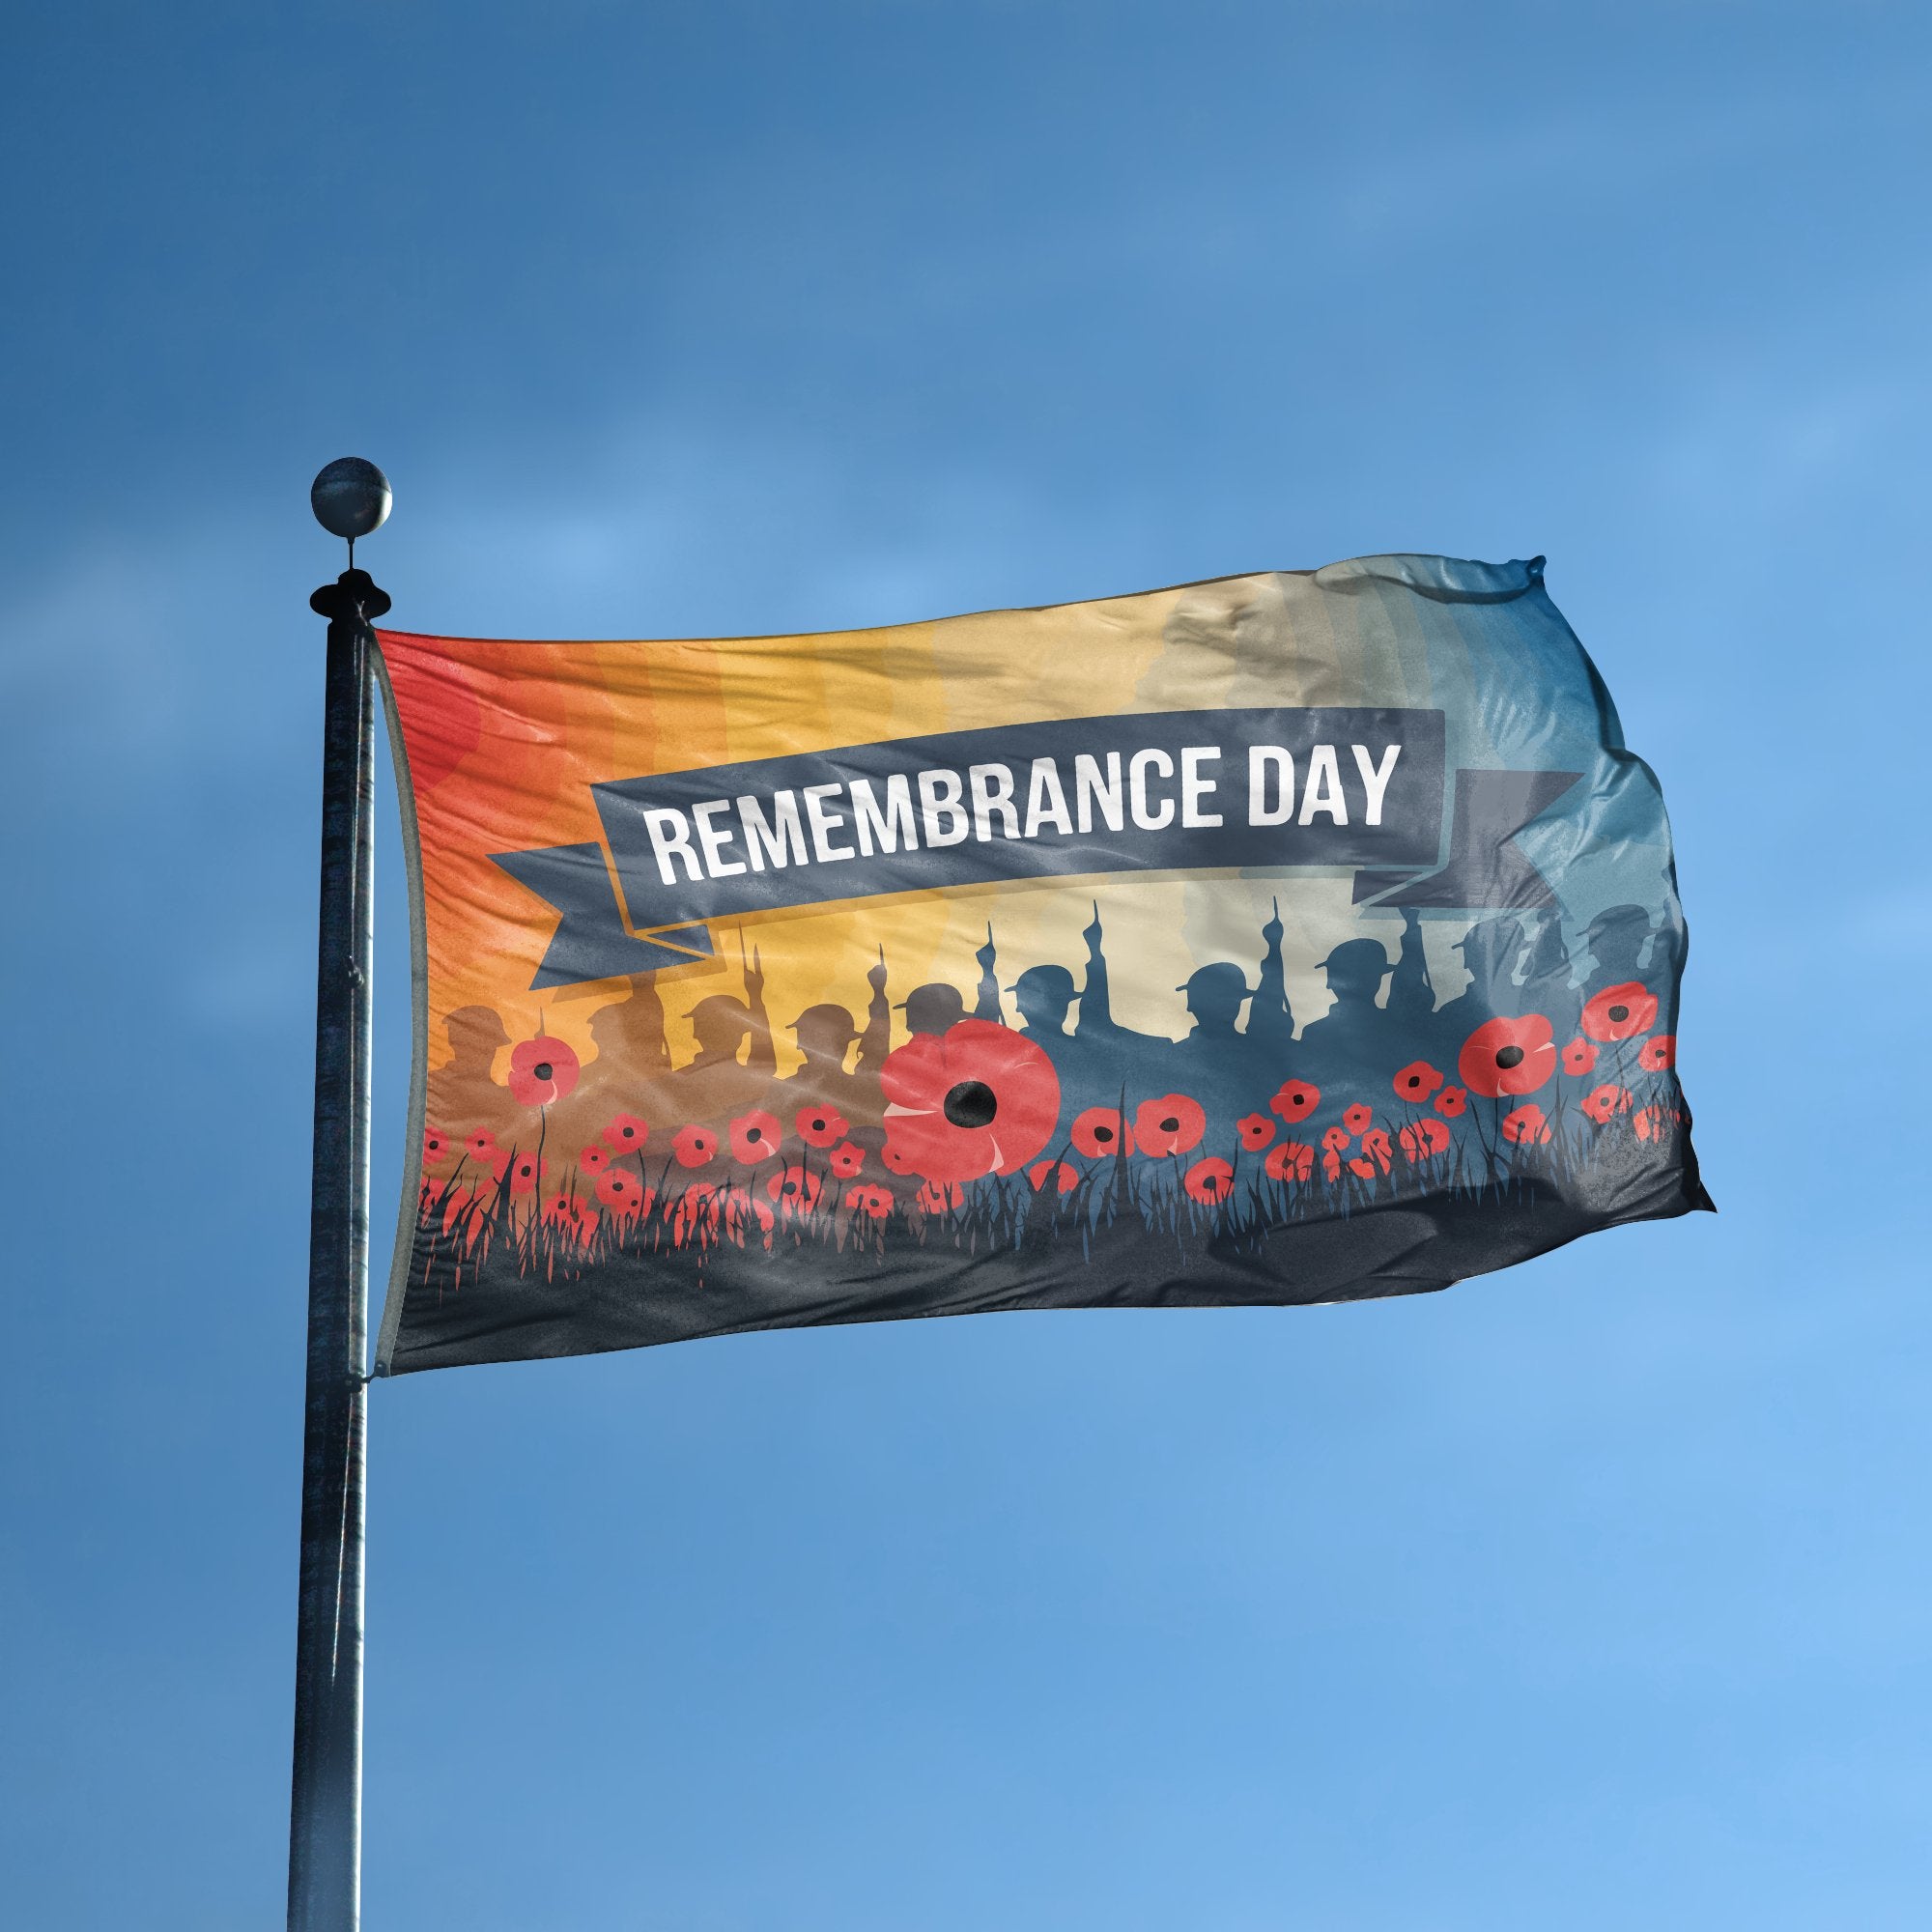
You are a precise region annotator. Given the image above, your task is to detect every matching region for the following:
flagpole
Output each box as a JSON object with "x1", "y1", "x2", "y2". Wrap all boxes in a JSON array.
[{"x1": 290, "y1": 460, "x2": 391, "y2": 1932}]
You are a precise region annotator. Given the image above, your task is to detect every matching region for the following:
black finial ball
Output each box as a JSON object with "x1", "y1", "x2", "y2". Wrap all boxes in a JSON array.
[{"x1": 310, "y1": 457, "x2": 392, "y2": 541}]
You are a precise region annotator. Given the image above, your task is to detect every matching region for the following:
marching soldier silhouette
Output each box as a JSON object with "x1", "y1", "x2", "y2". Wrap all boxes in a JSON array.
[{"x1": 427, "y1": 1005, "x2": 514, "y2": 1146}]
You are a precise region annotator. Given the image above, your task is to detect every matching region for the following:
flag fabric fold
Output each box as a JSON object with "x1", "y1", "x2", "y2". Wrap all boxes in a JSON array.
[{"x1": 373, "y1": 554, "x2": 1708, "y2": 1376}]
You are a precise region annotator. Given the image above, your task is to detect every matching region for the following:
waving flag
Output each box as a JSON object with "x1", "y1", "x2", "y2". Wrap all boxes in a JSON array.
[{"x1": 373, "y1": 554, "x2": 1708, "y2": 1375}]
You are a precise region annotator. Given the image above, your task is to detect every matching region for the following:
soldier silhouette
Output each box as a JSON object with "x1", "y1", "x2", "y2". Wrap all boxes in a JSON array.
[
  {"x1": 1580, "y1": 903, "x2": 1653, "y2": 995},
  {"x1": 427, "y1": 1005, "x2": 514, "y2": 1145},
  {"x1": 775, "y1": 951, "x2": 892, "y2": 1128},
  {"x1": 661, "y1": 942, "x2": 776, "y2": 1128},
  {"x1": 1295, "y1": 938, "x2": 1403, "y2": 1096},
  {"x1": 1428, "y1": 916, "x2": 1526, "y2": 1064},
  {"x1": 1520, "y1": 915, "x2": 1579, "y2": 1044},
  {"x1": 550, "y1": 975, "x2": 671, "y2": 1157},
  {"x1": 895, "y1": 927, "x2": 1005, "y2": 1038}
]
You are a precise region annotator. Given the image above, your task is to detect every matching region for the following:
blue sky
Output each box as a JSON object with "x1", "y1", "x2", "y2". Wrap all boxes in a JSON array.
[{"x1": 4, "y1": 3, "x2": 1930, "y2": 1926}]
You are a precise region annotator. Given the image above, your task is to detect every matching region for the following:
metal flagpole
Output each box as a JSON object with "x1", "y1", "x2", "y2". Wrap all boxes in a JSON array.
[{"x1": 290, "y1": 459, "x2": 391, "y2": 1932}]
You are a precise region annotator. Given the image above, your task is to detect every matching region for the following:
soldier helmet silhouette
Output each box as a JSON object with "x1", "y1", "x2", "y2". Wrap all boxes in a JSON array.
[
  {"x1": 1175, "y1": 962, "x2": 1253, "y2": 1025},
  {"x1": 1317, "y1": 938, "x2": 1395, "y2": 995},
  {"x1": 1009, "y1": 964, "x2": 1076, "y2": 1028},
  {"x1": 895, "y1": 981, "x2": 967, "y2": 1037},
  {"x1": 443, "y1": 1005, "x2": 509, "y2": 1059},
  {"x1": 791, "y1": 1003, "x2": 860, "y2": 1057},
  {"x1": 1583, "y1": 903, "x2": 1651, "y2": 979},
  {"x1": 687, "y1": 994, "x2": 753, "y2": 1055}
]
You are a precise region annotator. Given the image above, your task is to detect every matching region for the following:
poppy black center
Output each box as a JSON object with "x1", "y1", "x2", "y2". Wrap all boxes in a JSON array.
[
  {"x1": 1495, "y1": 1045, "x2": 1525, "y2": 1069},
  {"x1": 1608, "y1": 1004, "x2": 1629, "y2": 1023},
  {"x1": 1094, "y1": 1124, "x2": 1115, "y2": 1145},
  {"x1": 747, "y1": 1126, "x2": 763, "y2": 1143},
  {"x1": 1160, "y1": 1115, "x2": 1179, "y2": 1133},
  {"x1": 944, "y1": 1080, "x2": 998, "y2": 1128},
  {"x1": 533, "y1": 1062, "x2": 553, "y2": 1081}
]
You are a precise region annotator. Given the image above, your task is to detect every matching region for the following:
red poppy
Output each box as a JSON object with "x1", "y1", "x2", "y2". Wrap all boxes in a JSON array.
[
  {"x1": 721, "y1": 1187, "x2": 776, "y2": 1244},
  {"x1": 1580, "y1": 1083, "x2": 1632, "y2": 1124},
  {"x1": 1458, "y1": 1014, "x2": 1557, "y2": 1098},
  {"x1": 916, "y1": 1178, "x2": 967, "y2": 1214},
  {"x1": 1321, "y1": 1148, "x2": 1344, "y2": 1181},
  {"x1": 764, "y1": 1164, "x2": 824, "y2": 1212},
  {"x1": 1638, "y1": 1034, "x2": 1676, "y2": 1072},
  {"x1": 882, "y1": 1020, "x2": 1060, "y2": 1182},
  {"x1": 1236, "y1": 1113, "x2": 1275, "y2": 1151},
  {"x1": 541, "y1": 1194, "x2": 587, "y2": 1238},
  {"x1": 828, "y1": 1142, "x2": 866, "y2": 1179},
  {"x1": 1349, "y1": 1128, "x2": 1392, "y2": 1179},
  {"x1": 1070, "y1": 1107, "x2": 1134, "y2": 1158},
  {"x1": 669, "y1": 1183, "x2": 720, "y2": 1245},
  {"x1": 671, "y1": 1124, "x2": 718, "y2": 1167},
  {"x1": 1400, "y1": 1117, "x2": 1451, "y2": 1160},
  {"x1": 794, "y1": 1104, "x2": 849, "y2": 1149},
  {"x1": 1264, "y1": 1140, "x2": 1315, "y2": 1182},
  {"x1": 595, "y1": 1168, "x2": 652, "y2": 1216},
  {"x1": 881, "y1": 1139, "x2": 919, "y2": 1176},
  {"x1": 1634, "y1": 1105, "x2": 1672, "y2": 1142},
  {"x1": 1435, "y1": 1086, "x2": 1467, "y2": 1119},
  {"x1": 1028, "y1": 1159, "x2": 1080, "y2": 1194},
  {"x1": 1133, "y1": 1094, "x2": 1207, "y2": 1159},
  {"x1": 603, "y1": 1112, "x2": 649, "y2": 1155},
  {"x1": 1269, "y1": 1078, "x2": 1321, "y2": 1124},
  {"x1": 1321, "y1": 1124, "x2": 1351, "y2": 1152},
  {"x1": 422, "y1": 1125, "x2": 450, "y2": 1167},
  {"x1": 845, "y1": 1182, "x2": 893, "y2": 1219},
  {"x1": 1183, "y1": 1156, "x2": 1236, "y2": 1204},
  {"x1": 1560, "y1": 1037, "x2": 1598, "y2": 1077},
  {"x1": 508, "y1": 1152, "x2": 548, "y2": 1195},
  {"x1": 1500, "y1": 1103, "x2": 1552, "y2": 1146},
  {"x1": 1581, "y1": 981, "x2": 1658, "y2": 1043},
  {"x1": 728, "y1": 1110, "x2": 783, "y2": 1164},
  {"x1": 480, "y1": 1144, "x2": 511, "y2": 1182},
  {"x1": 1342, "y1": 1102, "x2": 1374, "y2": 1137},
  {"x1": 579, "y1": 1144, "x2": 610, "y2": 1175},
  {"x1": 1392, "y1": 1061, "x2": 1443, "y2": 1103},
  {"x1": 464, "y1": 1127, "x2": 497, "y2": 1160},
  {"x1": 507, "y1": 1034, "x2": 581, "y2": 1108}
]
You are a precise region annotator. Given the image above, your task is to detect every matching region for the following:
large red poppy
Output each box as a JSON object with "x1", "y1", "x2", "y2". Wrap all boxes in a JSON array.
[
  {"x1": 728, "y1": 1110, "x2": 783, "y2": 1164},
  {"x1": 1070, "y1": 1107, "x2": 1133, "y2": 1158},
  {"x1": 1028, "y1": 1159, "x2": 1080, "y2": 1194},
  {"x1": 1134, "y1": 1094, "x2": 1207, "y2": 1159},
  {"x1": 1560, "y1": 1037, "x2": 1598, "y2": 1077},
  {"x1": 1264, "y1": 1140, "x2": 1315, "y2": 1181},
  {"x1": 794, "y1": 1105, "x2": 848, "y2": 1149},
  {"x1": 1392, "y1": 1061, "x2": 1443, "y2": 1103},
  {"x1": 671, "y1": 1124, "x2": 718, "y2": 1167},
  {"x1": 1434, "y1": 1086, "x2": 1467, "y2": 1119},
  {"x1": 579, "y1": 1144, "x2": 611, "y2": 1175},
  {"x1": 828, "y1": 1142, "x2": 866, "y2": 1179},
  {"x1": 603, "y1": 1113, "x2": 649, "y2": 1155},
  {"x1": 1400, "y1": 1117, "x2": 1451, "y2": 1160},
  {"x1": 1269, "y1": 1078, "x2": 1321, "y2": 1124},
  {"x1": 1184, "y1": 1156, "x2": 1235, "y2": 1204},
  {"x1": 845, "y1": 1182, "x2": 894, "y2": 1219},
  {"x1": 1342, "y1": 1102, "x2": 1374, "y2": 1137},
  {"x1": 595, "y1": 1167, "x2": 651, "y2": 1215},
  {"x1": 508, "y1": 1035, "x2": 581, "y2": 1109},
  {"x1": 1580, "y1": 1083, "x2": 1632, "y2": 1124},
  {"x1": 1637, "y1": 1034, "x2": 1676, "y2": 1072},
  {"x1": 882, "y1": 1020, "x2": 1060, "y2": 1182},
  {"x1": 764, "y1": 1164, "x2": 824, "y2": 1212},
  {"x1": 1236, "y1": 1113, "x2": 1275, "y2": 1152},
  {"x1": 1581, "y1": 981, "x2": 1658, "y2": 1043},
  {"x1": 1458, "y1": 1014, "x2": 1557, "y2": 1098},
  {"x1": 1500, "y1": 1102, "x2": 1552, "y2": 1145},
  {"x1": 422, "y1": 1125, "x2": 450, "y2": 1167}
]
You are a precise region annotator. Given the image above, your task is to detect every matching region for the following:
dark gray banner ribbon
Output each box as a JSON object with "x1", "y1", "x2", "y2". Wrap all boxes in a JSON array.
[{"x1": 492, "y1": 706, "x2": 1575, "y2": 989}]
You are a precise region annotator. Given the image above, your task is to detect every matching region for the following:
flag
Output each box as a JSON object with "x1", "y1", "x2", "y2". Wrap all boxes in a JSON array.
[{"x1": 373, "y1": 554, "x2": 1709, "y2": 1375}]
